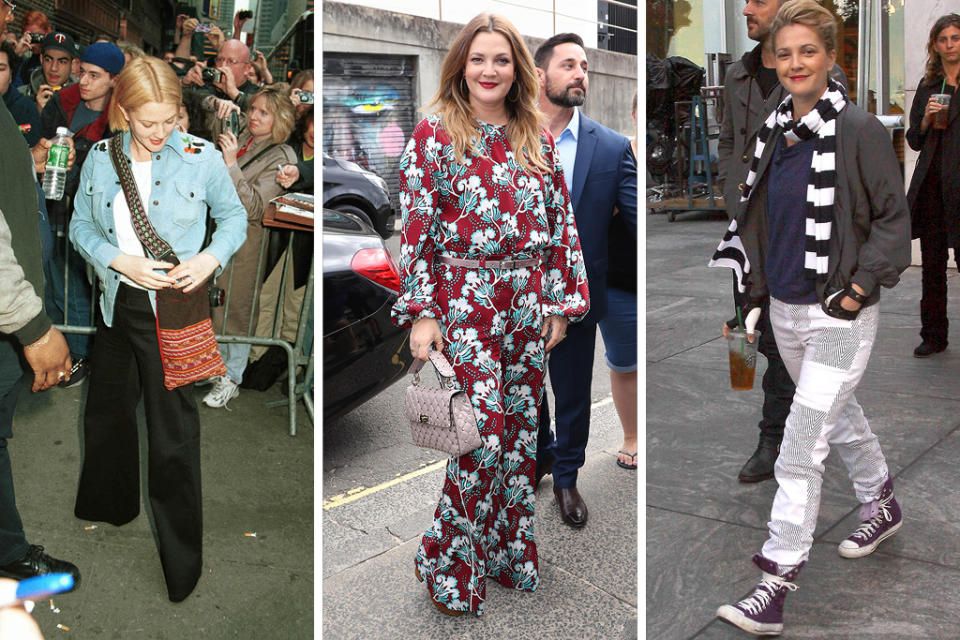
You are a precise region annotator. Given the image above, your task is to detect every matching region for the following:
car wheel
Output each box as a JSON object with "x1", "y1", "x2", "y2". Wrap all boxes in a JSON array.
[{"x1": 333, "y1": 204, "x2": 375, "y2": 230}]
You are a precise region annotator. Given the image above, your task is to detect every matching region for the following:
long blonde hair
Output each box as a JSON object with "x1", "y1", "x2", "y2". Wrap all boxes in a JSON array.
[{"x1": 425, "y1": 13, "x2": 548, "y2": 175}]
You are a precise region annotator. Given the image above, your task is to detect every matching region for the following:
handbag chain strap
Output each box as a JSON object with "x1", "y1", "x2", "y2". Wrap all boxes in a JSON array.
[{"x1": 108, "y1": 134, "x2": 180, "y2": 265}]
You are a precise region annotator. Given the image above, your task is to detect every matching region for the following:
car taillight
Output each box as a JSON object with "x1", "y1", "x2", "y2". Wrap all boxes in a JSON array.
[{"x1": 350, "y1": 248, "x2": 400, "y2": 293}]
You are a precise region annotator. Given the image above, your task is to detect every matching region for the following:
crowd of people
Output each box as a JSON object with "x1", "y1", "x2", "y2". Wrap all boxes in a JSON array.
[
  {"x1": 0, "y1": 7, "x2": 315, "y2": 399},
  {"x1": 0, "y1": 2, "x2": 315, "y2": 616}
]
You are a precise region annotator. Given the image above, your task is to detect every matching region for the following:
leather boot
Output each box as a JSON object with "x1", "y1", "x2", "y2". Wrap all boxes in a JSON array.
[{"x1": 738, "y1": 437, "x2": 780, "y2": 483}]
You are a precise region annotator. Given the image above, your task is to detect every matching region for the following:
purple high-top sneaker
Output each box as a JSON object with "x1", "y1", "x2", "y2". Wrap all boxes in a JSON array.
[
  {"x1": 838, "y1": 476, "x2": 902, "y2": 559},
  {"x1": 716, "y1": 554, "x2": 803, "y2": 636}
]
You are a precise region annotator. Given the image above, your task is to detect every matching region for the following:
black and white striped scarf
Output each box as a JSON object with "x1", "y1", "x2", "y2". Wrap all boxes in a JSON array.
[
  {"x1": 742, "y1": 77, "x2": 847, "y2": 280},
  {"x1": 710, "y1": 78, "x2": 847, "y2": 289},
  {"x1": 709, "y1": 218, "x2": 751, "y2": 293}
]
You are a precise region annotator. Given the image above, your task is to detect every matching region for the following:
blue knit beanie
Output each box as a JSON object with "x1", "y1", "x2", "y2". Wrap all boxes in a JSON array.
[{"x1": 80, "y1": 42, "x2": 125, "y2": 75}]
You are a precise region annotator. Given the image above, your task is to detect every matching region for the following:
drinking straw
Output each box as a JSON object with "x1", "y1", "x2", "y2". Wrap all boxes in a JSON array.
[{"x1": 736, "y1": 306, "x2": 745, "y2": 356}]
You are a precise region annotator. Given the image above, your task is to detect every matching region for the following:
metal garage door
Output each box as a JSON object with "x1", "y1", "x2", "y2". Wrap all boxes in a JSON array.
[{"x1": 323, "y1": 54, "x2": 417, "y2": 215}]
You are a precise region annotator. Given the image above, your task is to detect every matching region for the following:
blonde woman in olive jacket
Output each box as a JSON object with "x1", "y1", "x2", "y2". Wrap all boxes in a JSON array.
[{"x1": 204, "y1": 85, "x2": 297, "y2": 408}]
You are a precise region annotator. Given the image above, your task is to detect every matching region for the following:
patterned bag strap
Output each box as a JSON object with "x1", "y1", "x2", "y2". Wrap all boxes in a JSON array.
[{"x1": 108, "y1": 134, "x2": 180, "y2": 265}]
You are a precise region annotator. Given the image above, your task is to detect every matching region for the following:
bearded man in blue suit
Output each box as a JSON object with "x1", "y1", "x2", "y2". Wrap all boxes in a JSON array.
[{"x1": 533, "y1": 33, "x2": 637, "y2": 527}]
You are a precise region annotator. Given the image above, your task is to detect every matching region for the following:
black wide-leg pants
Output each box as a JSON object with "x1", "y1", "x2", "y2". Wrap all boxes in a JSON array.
[{"x1": 74, "y1": 284, "x2": 202, "y2": 602}]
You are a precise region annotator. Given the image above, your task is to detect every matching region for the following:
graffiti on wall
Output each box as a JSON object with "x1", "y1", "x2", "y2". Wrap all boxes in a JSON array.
[{"x1": 323, "y1": 84, "x2": 410, "y2": 178}]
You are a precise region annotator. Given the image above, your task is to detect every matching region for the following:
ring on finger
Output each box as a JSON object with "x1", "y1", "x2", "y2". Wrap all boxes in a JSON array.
[{"x1": 57, "y1": 371, "x2": 65, "y2": 379}]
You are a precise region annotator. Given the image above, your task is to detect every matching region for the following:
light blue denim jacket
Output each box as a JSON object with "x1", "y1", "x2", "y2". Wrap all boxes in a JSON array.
[{"x1": 69, "y1": 130, "x2": 247, "y2": 326}]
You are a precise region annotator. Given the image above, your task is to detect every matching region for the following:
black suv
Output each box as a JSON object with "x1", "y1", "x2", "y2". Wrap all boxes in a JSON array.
[{"x1": 323, "y1": 152, "x2": 395, "y2": 239}]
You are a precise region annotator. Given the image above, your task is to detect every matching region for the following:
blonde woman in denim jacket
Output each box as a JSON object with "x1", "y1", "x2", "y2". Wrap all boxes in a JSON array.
[{"x1": 68, "y1": 57, "x2": 246, "y2": 602}]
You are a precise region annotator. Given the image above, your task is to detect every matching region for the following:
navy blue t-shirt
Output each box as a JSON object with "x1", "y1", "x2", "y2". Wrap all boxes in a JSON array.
[{"x1": 766, "y1": 136, "x2": 818, "y2": 304}]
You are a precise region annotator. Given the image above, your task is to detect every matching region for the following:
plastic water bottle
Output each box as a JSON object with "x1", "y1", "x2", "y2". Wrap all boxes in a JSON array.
[{"x1": 42, "y1": 126, "x2": 71, "y2": 201}]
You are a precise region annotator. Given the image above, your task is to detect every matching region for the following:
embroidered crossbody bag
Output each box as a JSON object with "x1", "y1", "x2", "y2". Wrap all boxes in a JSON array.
[{"x1": 108, "y1": 134, "x2": 227, "y2": 389}]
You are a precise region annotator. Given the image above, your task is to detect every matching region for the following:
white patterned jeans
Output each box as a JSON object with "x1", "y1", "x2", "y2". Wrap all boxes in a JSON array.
[{"x1": 761, "y1": 299, "x2": 889, "y2": 567}]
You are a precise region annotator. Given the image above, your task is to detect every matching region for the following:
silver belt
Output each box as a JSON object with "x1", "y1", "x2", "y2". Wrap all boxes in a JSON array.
[{"x1": 437, "y1": 254, "x2": 541, "y2": 270}]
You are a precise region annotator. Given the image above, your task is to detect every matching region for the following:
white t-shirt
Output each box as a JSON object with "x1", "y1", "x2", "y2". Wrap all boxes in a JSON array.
[{"x1": 112, "y1": 159, "x2": 152, "y2": 290}]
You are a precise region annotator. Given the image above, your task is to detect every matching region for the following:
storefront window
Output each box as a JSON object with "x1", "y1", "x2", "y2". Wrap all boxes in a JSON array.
[
  {"x1": 826, "y1": 0, "x2": 905, "y2": 114},
  {"x1": 887, "y1": 2, "x2": 905, "y2": 113},
  {"x1": 647, "y1": 0, "x2": 703, "y2": 62}
]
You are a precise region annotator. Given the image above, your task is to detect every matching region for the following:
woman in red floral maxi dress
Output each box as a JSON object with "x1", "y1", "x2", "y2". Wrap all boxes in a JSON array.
[{"x1": 391, "y1": 13, "x2": 589, "y2": 616}]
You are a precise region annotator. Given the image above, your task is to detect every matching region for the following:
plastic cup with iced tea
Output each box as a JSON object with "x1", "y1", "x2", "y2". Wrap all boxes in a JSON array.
[
  {"x1": 726, "y1": 328, "x2": 760, "y2": 391},
  {"x1": 932, "y1": 93, "x2": 951, "y2": 130}
]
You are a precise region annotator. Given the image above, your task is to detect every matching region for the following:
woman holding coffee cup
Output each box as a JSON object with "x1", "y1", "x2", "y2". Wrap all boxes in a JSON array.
[
  {"x1": 712, "y1": 1, "x2": 911, "y2": 634},
  {"x1": 906, "y1": 13, "x2": 960, "y2": 358}
]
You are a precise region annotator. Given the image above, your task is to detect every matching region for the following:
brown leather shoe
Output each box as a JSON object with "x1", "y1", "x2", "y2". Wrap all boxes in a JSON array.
[
  {"x1": 415, "y1": 565, "x2": 463, "y2": 617},
  {"x1": 535, "y1": 452, "x2": 555, "y2": 491},
  {"x1": 553, "y1": 486, "x2": 587, "y2": 527}
]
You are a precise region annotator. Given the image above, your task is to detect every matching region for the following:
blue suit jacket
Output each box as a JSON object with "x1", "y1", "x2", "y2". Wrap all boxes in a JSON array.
[{"x1": 568, "y1": 112, "x2": 637, "y2": 323}]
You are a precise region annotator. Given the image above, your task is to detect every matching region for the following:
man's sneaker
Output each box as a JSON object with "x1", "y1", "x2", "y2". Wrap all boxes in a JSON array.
[
  {"x1": 716, "y1": 555, "x2": 803, "y2": 636},
  {"x1": 838, "y1": 476, "x2": 902, "y2": 559},
  {"x1": 58, "y1": 357, "x2": 89, "y2": 388},
  {"x1": 202, "y1": 376, "x2": 239, "y2": 408},
  {"x1": 0, "y1": 544, "x2": 81, "y2": 590}
]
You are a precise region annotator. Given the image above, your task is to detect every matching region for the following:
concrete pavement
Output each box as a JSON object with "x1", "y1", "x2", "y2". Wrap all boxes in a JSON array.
[
  {"x1": 646, "y1": 210, "x2": 960, "y2": 638},
  {"x1": 322, "y1": 344, "x2": 639, "y2": 639},
  {"x1": 7, "y1": 377, "x2": 312, "y2": 638}
]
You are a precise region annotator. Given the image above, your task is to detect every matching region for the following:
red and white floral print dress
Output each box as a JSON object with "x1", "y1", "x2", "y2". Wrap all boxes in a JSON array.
[{"x1": 392, "y1": 114, "x2": 589, "y2": 615}]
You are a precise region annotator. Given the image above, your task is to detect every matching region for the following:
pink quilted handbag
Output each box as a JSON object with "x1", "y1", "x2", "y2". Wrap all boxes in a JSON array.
[{"x1": 405, "y1": 350, "x2": 482, "y2": 457}]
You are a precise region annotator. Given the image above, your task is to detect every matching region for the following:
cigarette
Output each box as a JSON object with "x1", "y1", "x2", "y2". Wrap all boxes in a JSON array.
[
  {"x1": 57, "y1": 624, "x2": 71, "y2": 631},
  {"x1": 84, "y1": 525, "x2": 97, "y2": 531},
  {"x1": 277, "y1": 164, "x2": 285, "y2": 175},
  {"x1": 244, "y1": 532, "x2": 257, "y2": 538}
]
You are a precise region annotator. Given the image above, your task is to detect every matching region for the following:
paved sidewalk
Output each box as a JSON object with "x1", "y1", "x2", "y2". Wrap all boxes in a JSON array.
[
  {"x1": 646, "y1": 211, "x2": 960, "y2": 639},
  {"x1": 8, "y1": 379, "x2": 312, "y2": 638},
  {"x1": 322, "y1": 350, "x2": 638, "y2": 640}
]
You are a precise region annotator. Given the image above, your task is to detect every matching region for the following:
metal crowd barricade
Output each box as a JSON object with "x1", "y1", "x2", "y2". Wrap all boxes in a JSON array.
[{"x1": 53, "y1": 196, "x2": 314, "y2": 437}]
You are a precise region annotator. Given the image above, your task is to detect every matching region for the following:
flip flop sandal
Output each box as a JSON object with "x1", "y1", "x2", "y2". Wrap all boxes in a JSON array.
[{"x1": 616, "y1": 450, "x2": 637, "y2": 470}]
